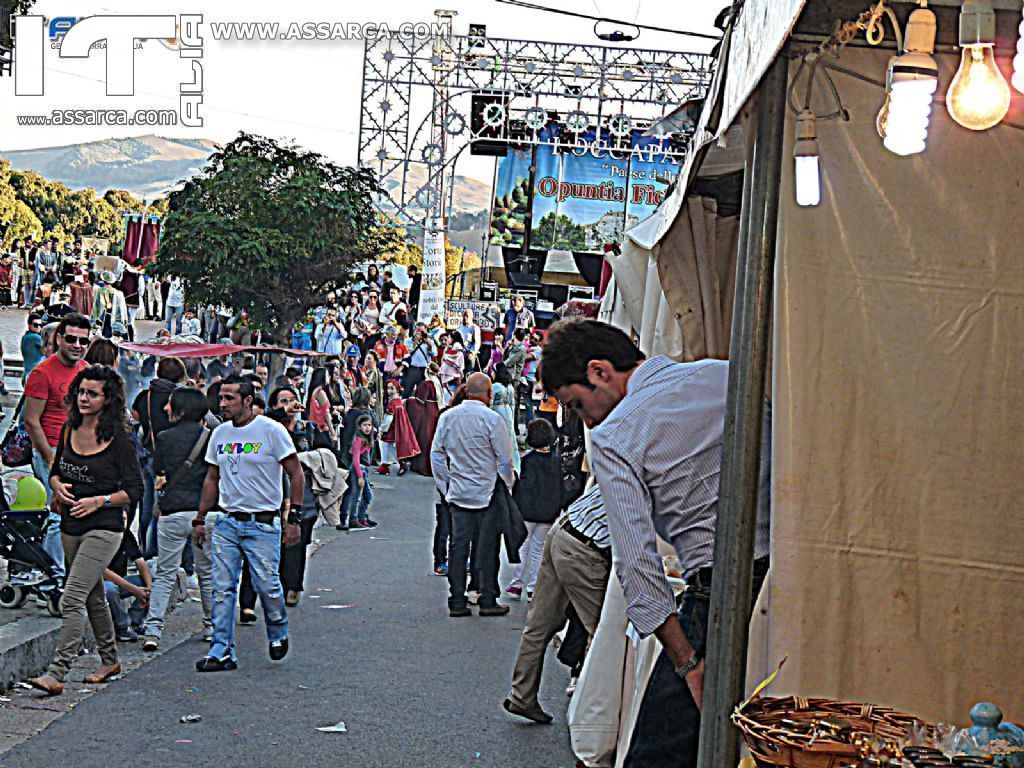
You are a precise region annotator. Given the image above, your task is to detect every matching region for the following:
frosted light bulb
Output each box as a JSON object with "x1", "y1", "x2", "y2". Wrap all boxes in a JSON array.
[
  {"x1": 794, "y1": 155, "x2": 820, "y2": 207},
  {"x1": 793, "y1": 109, "x2": 820, "y2": 207},
  {"x1": 947, "y1": 45, "x2": 1011, "y2": 130},
  {"x1": 884, "y1": 78, "x2": 936, "y2": 156},
  {"x1": 1014, "y1": 16, "x2": 1024, "y2": 93}
]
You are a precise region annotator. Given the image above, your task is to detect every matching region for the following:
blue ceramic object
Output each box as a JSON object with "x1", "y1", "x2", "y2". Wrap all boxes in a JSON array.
[{"x1": 956, "y1": 703, "x2": 1024, "y2": 768}]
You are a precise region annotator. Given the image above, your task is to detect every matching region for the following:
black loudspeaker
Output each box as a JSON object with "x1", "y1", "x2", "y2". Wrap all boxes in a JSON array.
[
  {"x1": 507, "y1": 271, "x2": 542, "y2": 291},
  {"x1": 471, "y1": 93, "x2": 509, "y2": 157}
]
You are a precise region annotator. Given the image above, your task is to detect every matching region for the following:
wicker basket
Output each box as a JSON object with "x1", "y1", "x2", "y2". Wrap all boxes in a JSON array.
[{"x1": 732, "y1": 696, "x2": 931, "y2": 768}]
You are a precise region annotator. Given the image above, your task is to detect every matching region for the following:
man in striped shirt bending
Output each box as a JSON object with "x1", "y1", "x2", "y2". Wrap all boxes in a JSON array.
[{"x1": 541, "y1": 318, "x2": 770, "y2": 768}]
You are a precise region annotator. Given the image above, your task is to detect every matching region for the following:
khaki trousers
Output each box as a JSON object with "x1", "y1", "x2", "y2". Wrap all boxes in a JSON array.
[
  {"x1": 48, "y1": 529, "x2": 122, "y2": 682},
  {"x1": 510, "y1": 518, "x2": 611, "y2": 708}
]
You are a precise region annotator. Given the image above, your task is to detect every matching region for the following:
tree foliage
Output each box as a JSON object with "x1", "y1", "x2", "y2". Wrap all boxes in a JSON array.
[
  {"x1": 154, "y1": 132, "x2": 386, "y2": 341},
  {"x1": 377, "y1": 220, "x2": 483, "y2": 284},
  {"x1": 4, "y1": 168, "x2": 124, "y2": 242},
  {"x1": 0, "y1": 160, "x2": 43, "y2": 240}
]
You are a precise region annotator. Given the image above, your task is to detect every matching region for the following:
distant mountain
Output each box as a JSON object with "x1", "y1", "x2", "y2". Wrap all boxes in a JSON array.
[
  {"x1": 379, "y1": 164, "x2": 492, "y2": 218},
  {"x1": 1, "y1": 135, "x2": 494, "y2": 220},
  {"x1": 0, "y1": 135, "x2": 219, "y2": 199}
]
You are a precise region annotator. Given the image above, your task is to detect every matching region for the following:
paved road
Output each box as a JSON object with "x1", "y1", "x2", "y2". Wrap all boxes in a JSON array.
[{"x1": 1, "y1": 473, "x2": 577, "y2": 768}]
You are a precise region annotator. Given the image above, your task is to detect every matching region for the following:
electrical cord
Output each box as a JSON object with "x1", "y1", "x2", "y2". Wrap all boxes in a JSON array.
[{"x1": 493, "y1": 0, "x2": 723, "y2": 42}]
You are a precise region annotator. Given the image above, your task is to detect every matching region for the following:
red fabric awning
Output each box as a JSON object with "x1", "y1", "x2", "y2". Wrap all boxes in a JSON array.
[{"x1": 118, "y1": 342, "x2": 327, "y2": 358}]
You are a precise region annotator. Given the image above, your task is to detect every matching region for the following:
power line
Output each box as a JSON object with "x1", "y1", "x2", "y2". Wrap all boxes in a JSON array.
[{"x1": 493, "y1": 0, "x2": 723, "y2": 41}]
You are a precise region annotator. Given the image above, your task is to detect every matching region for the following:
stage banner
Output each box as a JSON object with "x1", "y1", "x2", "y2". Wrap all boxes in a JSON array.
[
  {"x1": 489, "y1": 127, "x2": 680, "y2": 253},
  {"x1": 418, "y1": 222, "x2": 446, "y2": 324}
]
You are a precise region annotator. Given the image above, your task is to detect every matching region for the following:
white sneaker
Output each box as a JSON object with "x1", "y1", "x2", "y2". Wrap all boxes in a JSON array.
[
  {"x1": 466, "y1": 590, "x2": 481, "y2": 606},
  {"x1": 186, "y1": 573, "x2": 200, "y2": 590}
]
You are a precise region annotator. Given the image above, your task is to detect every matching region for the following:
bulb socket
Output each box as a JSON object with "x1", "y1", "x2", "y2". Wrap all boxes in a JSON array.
[
  {"x1": 904, "y1": 7, "x2": 937, "y2": 54},
  {"x1": 959, "y1": 0, "x2": 996, "y2": 47}
]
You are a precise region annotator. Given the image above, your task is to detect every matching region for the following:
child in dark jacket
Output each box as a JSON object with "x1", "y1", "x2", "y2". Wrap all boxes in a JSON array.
[{"x1": 506, "y1": 419, "x2": 561, "y2": 600}]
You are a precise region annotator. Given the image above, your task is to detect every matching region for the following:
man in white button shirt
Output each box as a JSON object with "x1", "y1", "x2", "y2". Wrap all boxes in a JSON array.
[
  {"x1": 541, "y1": 318, "x2": 770, "y2": 768},
  {"x1": 431, "y1": 373, "x2": 516, "y2": 618}
]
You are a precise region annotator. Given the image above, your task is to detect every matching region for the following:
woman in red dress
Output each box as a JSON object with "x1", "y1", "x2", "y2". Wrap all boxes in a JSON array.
[
  {"x1": 377, "y1": 379, "x2": 420, "y2": 475},
  {"x1": 405, "y1": 365, "x2": 443, "y2": 477}
]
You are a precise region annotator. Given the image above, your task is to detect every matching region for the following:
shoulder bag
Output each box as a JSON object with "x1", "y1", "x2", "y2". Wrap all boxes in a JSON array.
[
  {"x1": 153, "y1": 428, "x2": 210, "y2": 517},
  {"x1": 1, "y1": 393, "x2": 33, "y2": 468}
]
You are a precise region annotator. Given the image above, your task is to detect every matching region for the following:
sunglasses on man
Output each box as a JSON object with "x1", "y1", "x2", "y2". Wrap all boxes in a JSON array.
[{"x1": 62, "y1": 333, "x2": 89, "y2": 346}]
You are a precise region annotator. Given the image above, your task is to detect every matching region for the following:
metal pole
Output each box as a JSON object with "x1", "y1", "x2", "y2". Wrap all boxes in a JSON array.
[{"x1": 696, "y1": 53, "x2": 788, "y2": 768}]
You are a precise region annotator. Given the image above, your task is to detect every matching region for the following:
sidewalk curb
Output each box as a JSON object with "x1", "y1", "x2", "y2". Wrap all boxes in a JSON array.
[
  {"x1": 0, "y1": 613, "x2": 79, "y2": 691},
  {"x1": 1, "y1": 525, "x2": 336, "y2": 691}
]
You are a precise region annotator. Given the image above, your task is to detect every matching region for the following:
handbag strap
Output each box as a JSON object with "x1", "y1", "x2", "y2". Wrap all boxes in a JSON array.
[{"x1": 161, "y1": 427, "x2": 210, "y2": 495}]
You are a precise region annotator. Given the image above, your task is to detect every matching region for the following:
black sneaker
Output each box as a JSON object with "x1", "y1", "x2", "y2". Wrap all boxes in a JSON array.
[
  {"x1": 239, "y1": 608, "x2": 257, "y2": 624},
  {"x1": 142, "y1": 636, "x2": 159, "y2": 652},
  {"x1": 116, "y1": 628, "x2": 138, "y2": 642},
  {"x1": 195, "y1": 655, "x2": 237, "y2": 672},
  {"x1": 269, "y1": 638, "x2": 289, "y2": 661},
  {"x1": 364, "y1": 519, "x2": 378, "y2": 528},
  {"x1": 335, "y1": 523, "x2": 349, "y2": 531},
  {"x1": 449, "y1": 606, "x2": 472, "y2": 617}
]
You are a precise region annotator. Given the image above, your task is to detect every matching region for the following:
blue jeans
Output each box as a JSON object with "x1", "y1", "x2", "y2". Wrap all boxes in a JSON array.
[
  {"x1": 623, "y1": 558, "x2": 769, "y2": 768},
  {"x1": 208, "y1": 515, "x2": 288, "y2": 661},
  {"x1": 344, "y1": 469, "x2": 373, "y2": 524},
  {"x1": 137, "y1": 461, "x2": 158, "y2": 559},
  {"x1": 32, "y1": 450, "x2": 65, "y2": 582},
  {"x1": 523, "y1": 379, "x2": 537, "y2": 426},
  {"x1": 165, "y1": 304, "x2": 184, "y2": 334},
  {"x1": 103, "y1": 575, "x2": 147, "y2": 631}
]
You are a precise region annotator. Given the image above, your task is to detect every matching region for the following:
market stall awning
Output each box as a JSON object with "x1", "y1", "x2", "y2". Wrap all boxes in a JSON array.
[{"x1": 119, "y1": 342, "x2": 327, "y2": 358}]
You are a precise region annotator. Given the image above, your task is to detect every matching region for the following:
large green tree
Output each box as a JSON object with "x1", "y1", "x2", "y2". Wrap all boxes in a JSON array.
[
  {"x1": 7, "y1": 169, "x2": 122, "y2": 242},
  {"x1": 0, "y1": 160, "x2": 43, "y2": 240},
  {"x1": 154, "y1": 132, "x2": 386, "y2": 344}
]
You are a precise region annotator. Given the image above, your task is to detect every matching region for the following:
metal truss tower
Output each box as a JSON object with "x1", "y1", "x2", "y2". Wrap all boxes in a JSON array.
[{"x1": 358, "y1": 18, "x2": 716, "y2": 229}]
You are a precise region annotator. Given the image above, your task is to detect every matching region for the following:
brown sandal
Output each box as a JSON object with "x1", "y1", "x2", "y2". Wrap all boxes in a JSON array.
[
  {"x1": 28, "y1": 676, "x2": 64, "y2": 696},
  {"x1": 83, "y1": 663, "x2": 121, "y2": 684}
]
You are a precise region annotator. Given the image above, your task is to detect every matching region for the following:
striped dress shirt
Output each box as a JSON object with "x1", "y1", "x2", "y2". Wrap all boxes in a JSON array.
[
  {"x1": 589, "y1": 356, "x2": 771, "y2": 638},
  {"x1": 563, "y1": 482, "x2": 610, "y2": 551}
]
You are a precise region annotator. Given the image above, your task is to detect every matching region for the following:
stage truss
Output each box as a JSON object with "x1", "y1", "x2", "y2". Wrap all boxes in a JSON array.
[{"x1": 358, "y1": 28, "x2": 716, "y2": 229}]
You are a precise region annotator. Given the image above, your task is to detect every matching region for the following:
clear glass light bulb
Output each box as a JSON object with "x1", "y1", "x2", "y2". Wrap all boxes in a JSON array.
[
  {"x1": 794, "y1": 155, "x2": 820, "y2": 207},
  {"x1": 884, "y1": 79, "x2": 936, "y2": 156},
  {"x1": 947, "y1": 45, "x2": 1011, "y2": 130}
]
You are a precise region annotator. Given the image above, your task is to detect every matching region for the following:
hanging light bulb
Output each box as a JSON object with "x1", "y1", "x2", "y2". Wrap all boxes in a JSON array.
[
  {"x1": 794, "y1": 109, "x2": 820, "y2": 207},
  {"x1": 946, "y1": 0, "x2": 1010, "y2": 130},
  {"x1": 883, "y1": 6, "x2": 938, "y2": 156},
  {"x1": 1013, "y1": 6, "x2": 1024, "y2": 93}
]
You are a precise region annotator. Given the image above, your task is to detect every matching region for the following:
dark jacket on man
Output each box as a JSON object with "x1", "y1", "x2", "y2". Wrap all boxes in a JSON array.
[{"x1": 481, "y1": 478, "x2": 528, "y2": 564}]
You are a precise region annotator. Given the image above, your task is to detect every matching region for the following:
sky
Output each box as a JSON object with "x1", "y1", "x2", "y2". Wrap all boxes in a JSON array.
[{"x1": 0, "y1": 0, "x2": 724, "y2": 180}]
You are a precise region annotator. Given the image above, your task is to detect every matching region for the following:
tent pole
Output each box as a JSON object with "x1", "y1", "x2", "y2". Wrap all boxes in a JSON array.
[{"x1": 696, "y1": 53, "x2": 788, "y2": 768}]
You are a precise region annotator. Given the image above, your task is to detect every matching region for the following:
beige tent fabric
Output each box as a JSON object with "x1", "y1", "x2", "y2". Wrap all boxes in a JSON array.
[
  {"x1": 765, "y1": 46, "x2": 1024, "y2": 724},
  {"x1": 656, "y1": 195, "x2": 740, "y2": 360}
]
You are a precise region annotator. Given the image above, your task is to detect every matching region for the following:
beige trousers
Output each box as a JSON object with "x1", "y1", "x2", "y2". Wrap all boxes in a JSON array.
[
  {"x1": 509, "y1": 518, "x2": 611, "y2": 708},
  {"x1": 48, "y1": 529, "x2": 122, "y2": 682}
]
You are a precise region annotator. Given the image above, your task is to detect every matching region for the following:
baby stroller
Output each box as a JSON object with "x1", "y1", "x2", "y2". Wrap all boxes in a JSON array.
[{"x1": 0, "y1": 475, "x2": 62, "y2": 616}]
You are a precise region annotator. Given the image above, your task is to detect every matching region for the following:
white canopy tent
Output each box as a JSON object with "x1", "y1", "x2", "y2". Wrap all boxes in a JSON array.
[{"x1": 594, "y1": 4, "x2": 1024, "y2": 767}]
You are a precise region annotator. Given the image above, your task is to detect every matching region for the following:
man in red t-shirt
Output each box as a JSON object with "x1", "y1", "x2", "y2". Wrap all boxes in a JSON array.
[{"x1": 24, "y1": 312, "x2": 91, "y2": 578}]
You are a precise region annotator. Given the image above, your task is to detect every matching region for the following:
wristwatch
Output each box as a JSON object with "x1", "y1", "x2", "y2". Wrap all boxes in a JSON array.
[
  {"x1": 103, "y1": 494, "x2": 112, "y2": 507},
  {"x1": 674, "y1": 652, "x2": 701, "y2": 681}
]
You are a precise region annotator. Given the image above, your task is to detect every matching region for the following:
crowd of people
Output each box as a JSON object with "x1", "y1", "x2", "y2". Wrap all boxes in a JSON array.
[{"x1": 1, "y1": 240, "x2": 767, "y2": 767}]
